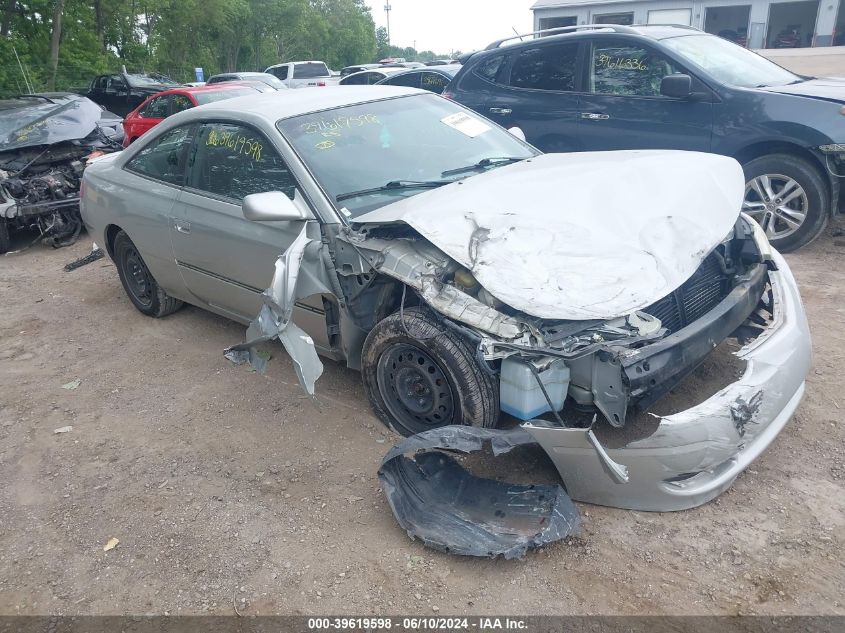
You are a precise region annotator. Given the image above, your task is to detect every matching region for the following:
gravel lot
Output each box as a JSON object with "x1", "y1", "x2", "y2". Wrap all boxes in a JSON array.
[{"x1": 0, "y1": 224, "x2": 843, "y2": 617}]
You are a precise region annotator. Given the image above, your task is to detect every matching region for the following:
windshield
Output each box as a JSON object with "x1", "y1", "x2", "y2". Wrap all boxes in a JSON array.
[
  {"x1": 277, "y1": 94, "x2": 536, "y2": 217},
  {"x1": 193, "y1": 88, "x2": 256, "y2": 104},
  {"x1": 126, "y1": 73, "x2": 178, "y2": 88},
  {"x1": 662, "y1": 34, "x2": 802, "y2": 88}
]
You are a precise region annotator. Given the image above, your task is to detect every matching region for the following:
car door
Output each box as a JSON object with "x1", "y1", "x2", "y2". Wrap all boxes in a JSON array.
[
  {"x1": 134, "y1": 94, "x2": 170, "y2": 140},
  {"x1": 575, "y1": 37, "x2": 713, "y2": 151},
  {"x1": 119, "y1": 124, "x2": 196, "y2": 296},
  {"x1": 481, "y1": 41, "x2": 584, "y2": 153},
  {"x1": 87, "y1": 76, "x2": 107, "y2": 106},
  {"x1": 169, "y1": 121, "x2": 328, "y2": 340},
  {"x1": 104, "y1": 74, "x2": 131, "y2": 115}
]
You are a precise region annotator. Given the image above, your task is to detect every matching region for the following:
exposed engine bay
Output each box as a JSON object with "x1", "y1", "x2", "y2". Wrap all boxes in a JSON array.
[
  {"x1": 0, "y1": 94, "x2": 123, "y2": 254},
  {"x1": 332, "y1": 213, "x2": 773, "y2": 431}
]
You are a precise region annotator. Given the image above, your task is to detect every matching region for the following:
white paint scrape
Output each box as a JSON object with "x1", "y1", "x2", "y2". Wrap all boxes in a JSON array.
[{"x1": 356, "y1": 150, "x2": 745, "y2": 320}]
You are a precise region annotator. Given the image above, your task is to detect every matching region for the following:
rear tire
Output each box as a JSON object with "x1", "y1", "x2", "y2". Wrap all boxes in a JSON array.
[
  {"x1": 113, "y1": 230, "x2": 183, "y2": 317},
  {"x1": 742, "y1": 153, "x2": 829, "y2": 253},
  {"x1": 361, "y1": 306, "x2": 499, "y2": 437},
  {"x1": 0, "y1": 218, "x2": 9, "y2": 255}
]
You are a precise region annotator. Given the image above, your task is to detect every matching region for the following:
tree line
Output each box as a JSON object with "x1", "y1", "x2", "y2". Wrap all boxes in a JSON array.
[{"x1": 0, "y1": 0, "x2": 452, "y2": 95}]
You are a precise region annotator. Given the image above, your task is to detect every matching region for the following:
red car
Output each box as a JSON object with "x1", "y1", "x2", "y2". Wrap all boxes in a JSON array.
[{"x1": 122, "y1": 84, "x2": 258, "y2": 146}]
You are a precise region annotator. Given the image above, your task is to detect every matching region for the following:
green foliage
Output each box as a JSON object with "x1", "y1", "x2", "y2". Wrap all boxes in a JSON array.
[{"x1": 0, "y1": 0, "x2": 381, "y2": 94}]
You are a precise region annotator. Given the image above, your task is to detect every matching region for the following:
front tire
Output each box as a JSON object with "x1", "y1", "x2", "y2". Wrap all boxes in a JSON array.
[
  {"x1": 113, "y1": 230, "x2": 183, "y2": 317},
  {"x1": 742, "y1": 153, "x2": 829, "y2": 253},
  {"x1": 361, "y1": 307, "x2": 499, "y2": 437}
]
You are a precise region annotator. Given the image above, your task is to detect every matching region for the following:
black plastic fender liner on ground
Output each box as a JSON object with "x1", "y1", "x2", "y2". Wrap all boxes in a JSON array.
[{"x1": 378, "y1": 426, "x2": 581, "y2": 559}]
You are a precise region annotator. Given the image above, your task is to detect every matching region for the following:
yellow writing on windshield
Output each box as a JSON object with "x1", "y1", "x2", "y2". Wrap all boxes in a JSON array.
[
  {"x1": 596, "y1": 54, "x2": 648, "y2": 71},
  {"x1": 302, "y1": 114, "x2": 380, "y2": 137},
  {"x1": 206, "y1": 128, "x2": 263, "y2": 161}
]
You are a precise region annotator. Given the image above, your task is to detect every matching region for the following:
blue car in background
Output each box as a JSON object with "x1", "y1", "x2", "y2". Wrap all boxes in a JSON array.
[{"x1": 446, "y1": 24, "x2": 845, "y2": 252}]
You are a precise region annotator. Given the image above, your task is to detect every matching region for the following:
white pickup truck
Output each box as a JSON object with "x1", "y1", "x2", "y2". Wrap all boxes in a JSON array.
[{"x1": 263, "y1": 61, "x2": 337, "y2": 88}]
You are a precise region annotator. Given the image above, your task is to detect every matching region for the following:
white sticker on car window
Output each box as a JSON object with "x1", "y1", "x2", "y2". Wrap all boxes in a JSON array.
[{"x1": 441, "y1": 112, "x2": 491, "y2": 138}]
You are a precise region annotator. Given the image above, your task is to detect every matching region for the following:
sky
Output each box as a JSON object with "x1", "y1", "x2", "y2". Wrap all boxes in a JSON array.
[{"x1": 364, "y1": 0, "x2": 538, "y2": 55}]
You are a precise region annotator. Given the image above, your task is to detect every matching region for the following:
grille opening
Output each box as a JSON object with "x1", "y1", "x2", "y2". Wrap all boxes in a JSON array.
[{"x1": 644, "y1": 252, "x2": 729, "y2": 334}]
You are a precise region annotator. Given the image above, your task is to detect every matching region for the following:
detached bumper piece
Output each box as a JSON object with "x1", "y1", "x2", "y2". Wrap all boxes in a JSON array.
[{"x1": 379, "y1": 426, "x2": 580, "y2": 559}]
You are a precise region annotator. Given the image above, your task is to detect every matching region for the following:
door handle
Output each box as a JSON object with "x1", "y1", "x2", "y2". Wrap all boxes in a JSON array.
[
  {"x1": 581, "y1": 112, "x2": 610, "y2": 120},
  {"x1": 173, "y1": 219, "x2": 191, "y2": 235},
  {"x1": 489, "y1": 107, "x2": 512, "y2": 115}
]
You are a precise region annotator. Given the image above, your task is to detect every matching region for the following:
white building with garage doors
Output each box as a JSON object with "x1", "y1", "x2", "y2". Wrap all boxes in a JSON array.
[{"x1": 532, "y1": 0, "x2": 845, "y2": 47}]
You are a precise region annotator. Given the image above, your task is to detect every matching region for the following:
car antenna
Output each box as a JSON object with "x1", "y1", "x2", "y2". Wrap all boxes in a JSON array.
[{"x1": 511, "y1": 27, "x2": 524, "y2": 42}]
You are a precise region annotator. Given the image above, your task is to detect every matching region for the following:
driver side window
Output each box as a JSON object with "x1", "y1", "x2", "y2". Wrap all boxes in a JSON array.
[
  {"x1": 187, "y1": 123, "x2": 297, "y2": 202},
  {"x1": 590, "y1": 42, "x2": 680, "y2": 97},
  {"x1": 125, "y1": 125, "x2": 193, "y2": 186},
  {"x1": 141, "y1": 96, "x2": 170, "y2": 119}
]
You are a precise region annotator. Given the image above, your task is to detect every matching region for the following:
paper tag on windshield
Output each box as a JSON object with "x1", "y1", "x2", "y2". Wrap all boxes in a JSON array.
[{"x1": 441, "y1": 112, "x2": 491, "y2": 138}]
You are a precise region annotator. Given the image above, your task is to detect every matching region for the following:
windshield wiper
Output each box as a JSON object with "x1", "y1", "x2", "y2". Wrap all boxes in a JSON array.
[
  {"x1": 336, "y1": 180, "x2": 450, "y2": 202},
  {"x1": 441, "y1": 156, "x2": 526, "y2": 178}
]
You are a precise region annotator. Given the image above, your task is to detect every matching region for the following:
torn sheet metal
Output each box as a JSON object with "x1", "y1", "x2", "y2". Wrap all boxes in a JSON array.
[
  {"x1": 379, "y1": 426, "x2": 580, "y2": 559},
  {"x1": 225, "y1": 225, "x2": 324, "y2": 395},
  {"x1": 355, "y1": 151, "x2": 744, "y2": 320}
]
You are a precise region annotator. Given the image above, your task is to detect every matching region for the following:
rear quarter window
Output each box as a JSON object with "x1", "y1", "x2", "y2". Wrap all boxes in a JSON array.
[{"x1": 472, "y1": 55, "x2": 506, "y2": 84}]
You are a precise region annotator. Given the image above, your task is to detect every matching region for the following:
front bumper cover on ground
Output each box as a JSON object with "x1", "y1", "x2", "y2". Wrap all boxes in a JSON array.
[{"x1": 380, "y1": 251, "x2": 810, "y2": 554}]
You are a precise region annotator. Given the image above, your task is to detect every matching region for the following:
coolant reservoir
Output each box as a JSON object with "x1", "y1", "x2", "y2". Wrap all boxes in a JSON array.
[{"x1": 499, "y1": 358, "x2": 570, "y2": 421}]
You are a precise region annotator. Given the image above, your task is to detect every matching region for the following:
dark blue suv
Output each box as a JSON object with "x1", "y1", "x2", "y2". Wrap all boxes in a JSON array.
[{"x1": 446, "y1": 24, "x2": 845, "y2": 252}]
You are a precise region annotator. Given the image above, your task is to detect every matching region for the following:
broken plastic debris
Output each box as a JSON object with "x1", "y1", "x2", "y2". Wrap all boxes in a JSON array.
[
  {"x1": 102, "y1": 537, "x2": 119, "y2": 552},
  {"x1": 62, "y1": 379, "x2": 81, "y2": 390},
  {"x1": 379, "y1": 425, "x2": 580, "y2": 559},
  {"x1": 53, "y1": 426, "x2": 73, "y2": 434}
]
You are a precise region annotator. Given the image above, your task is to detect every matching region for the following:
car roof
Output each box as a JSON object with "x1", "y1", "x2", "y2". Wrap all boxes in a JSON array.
[
  {"x1": 379, "y1": 65, "x2": 462, "y2": 81},
  {"x1": 483, "y1": 23, "x2": 703, "y2": 51},
  {"x1": 187, "y1": 86, "x2": 422, "y2": 120},
  {"x1": 155, "y1": 84, "x2": 257, "y2": 96},
  {"x1": 341, "y1": 67, "x2": 407, "y2": 82}
]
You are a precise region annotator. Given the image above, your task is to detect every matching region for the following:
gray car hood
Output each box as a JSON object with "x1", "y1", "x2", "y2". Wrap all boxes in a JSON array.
[
  {"x1": 355, "y1": 150, "x2": 744, "y2": 321},
  {"x1": 0, "y1": 95, "x2": 107, "y2": 152},
  {"x1": 759, "y1": 77, "x2": 845, "y2": 103}
]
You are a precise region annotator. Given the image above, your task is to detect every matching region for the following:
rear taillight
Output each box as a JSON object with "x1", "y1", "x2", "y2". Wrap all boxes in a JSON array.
[{"x1": 318, "y1": 81, "x2": 326, "y2": 87}]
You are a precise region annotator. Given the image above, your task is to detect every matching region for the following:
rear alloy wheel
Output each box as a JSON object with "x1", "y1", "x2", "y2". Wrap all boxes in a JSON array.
[
  {"x1": 742, "y1": 154, "x2": 829, "y2": 253},
  {"x1": 362, "y1": 306, "x2": 499, "y2": 437},
  {"x1": 113, "y1": 230, "x2": 183, "y2": 317}
]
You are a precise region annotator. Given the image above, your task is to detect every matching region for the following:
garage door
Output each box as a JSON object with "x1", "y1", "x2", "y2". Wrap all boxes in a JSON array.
[{"x1": 647, "y1": 8, "x2": 692, "y2": 25}]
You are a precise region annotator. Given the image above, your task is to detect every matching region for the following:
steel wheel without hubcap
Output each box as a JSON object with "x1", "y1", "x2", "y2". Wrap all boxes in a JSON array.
[
  {"x1": 743, "y1": 173, "x2": 808, "y2": 240},
  {"x1": 377, "y1": 343, "x2": 456, "y2": 431},
  {"x1": 121, "y1": 244, "x2": 154, "y2": 308}
]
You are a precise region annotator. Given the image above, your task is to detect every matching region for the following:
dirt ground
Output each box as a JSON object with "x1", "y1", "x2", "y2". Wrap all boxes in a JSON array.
[{"x1": 0, "y1": 223, "x2": 843, "y2": 617}]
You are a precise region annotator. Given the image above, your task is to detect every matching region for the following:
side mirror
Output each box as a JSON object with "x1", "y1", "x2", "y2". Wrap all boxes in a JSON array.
[
  {"x1": 507, "y1": 126, "x2": 526, "y2": 142},
  {"x1": 660, "y1": 74, "x2": 692, "y2": 99},
  {"x1": 242, "y1": 191, "x2": 310, "y2": 222}
]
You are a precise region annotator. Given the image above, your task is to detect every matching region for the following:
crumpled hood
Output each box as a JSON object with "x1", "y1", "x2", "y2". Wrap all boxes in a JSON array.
[
  {"x1": 355, "y1": 150, "x2": 744, "y2": 320},
  {"x1": 758, "y1": 77, "x2": 845, "y2": 103},
  {"x1": 0, "y1": 95, "x2": 105, "y2": 152}
]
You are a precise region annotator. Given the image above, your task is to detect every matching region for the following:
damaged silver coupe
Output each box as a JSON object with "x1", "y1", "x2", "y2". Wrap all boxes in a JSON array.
[{"x1": 80, "y1": 87, "x2": 811, "y2": 521}]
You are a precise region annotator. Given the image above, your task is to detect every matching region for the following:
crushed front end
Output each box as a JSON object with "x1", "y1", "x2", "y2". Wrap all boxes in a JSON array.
[
  {"x1": 339, "y1": 213, "x2": 810, "y2": 512},
  {"x1": 0, "y1": 94, "x2": 123, "y2": 253}
]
